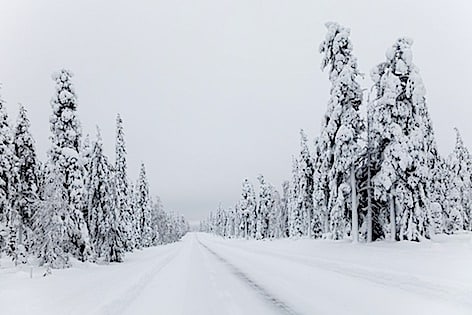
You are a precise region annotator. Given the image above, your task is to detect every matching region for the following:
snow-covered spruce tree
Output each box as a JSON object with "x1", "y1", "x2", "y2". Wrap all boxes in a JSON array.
[
  {"x1": 297, "y1": 130, "x2": 320, "y2": 238},
  {"x1": 32, "y1": 166, "x2": 70, "y2": 270},
  {"x1": 0, "y1": 90, "x2": 16, "y2": 257},
  {"x1": 153, "y1": 197, "x2": 168, "y2": 244},
  {"x1": 446, "y1": 128, "x2": 472, "y2": 232},
  {"x1": 129, "y1": 182, "x2": 141, "y2": 248},
  {"x1": 232, "y1": 202, "x2": 242, "y2": 238},
  {"x1": 255, "y1": 174, "x2": 271, "y2": 239},
  {"x1": 318, "y1": 22, "x2": 363, "y2": 241},
  {"x1": 288, "y1": 157, "x2": 303, "y2": 237},
  {"x1": 167, "y1": 213, "x2": 188, "y2": 241},
  {"x1": 178, "y1": 214, "x2": 189, "y2": 239},
  {"x1": 225, "y1": 207, "x2": 236, "y2": 238},
  {"x1": 150, "y1": 196, "x2": 163, "y2": 245},
  {"x1": 238, "y1": 179, "x2": 257, "y2": 239},
  {"x1": 86, "y1": 129, "x2": 124, "y2": 262},
  {"x1": 80, "y1": 134, "x2": 92, "y2": 222},
  {"x1": 428, "y1": 156, "x2": 449, "y2": 234},
  {"x1": 370, "y1": 38, "x2": 438, "y2": 241},
  {"x1": 279, "y1": 180, "x2": 290, "y2": 238},
  {"x1": 268, "y1": 185, "x2": 283, "y2": 238},
  {"x1": 48, "y1": 69, "x2": 93, "y2": 261},
  {"x1": 208, "y1": 211, "x2": 215, "y2": 234},
  {"x1": 214, "y1": 204, "x2": 226, "y2": 237},
  {"x1": 115, "y1": 114, "x2": 135, "y2": 251},
  {"x1": 135, "y1": 163, "x2": 153, "y2": 247},
  {"x1": 10, "y1": 104, "x2": 39, "y2": 264}
]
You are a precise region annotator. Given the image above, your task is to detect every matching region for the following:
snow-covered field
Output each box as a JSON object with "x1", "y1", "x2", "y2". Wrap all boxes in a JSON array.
[{"x1": 1, "y1": 232, "x2": 471, "y2": 315}]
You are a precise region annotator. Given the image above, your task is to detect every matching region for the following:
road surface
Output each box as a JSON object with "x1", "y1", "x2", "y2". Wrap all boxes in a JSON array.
[{"x1": 1, "y1": 232, "x2": 470, "y2": 315}]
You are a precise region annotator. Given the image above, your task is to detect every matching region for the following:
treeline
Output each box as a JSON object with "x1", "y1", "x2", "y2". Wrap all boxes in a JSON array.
[
  {"x1": 0, "y1": 69, "x2": 188, "y2": 270},
  {"x1": 201, "y1": 22, "x2": 471, "y2": 242}
]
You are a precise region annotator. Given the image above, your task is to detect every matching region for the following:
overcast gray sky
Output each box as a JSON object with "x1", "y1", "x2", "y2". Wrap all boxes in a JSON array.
[{"x1": 1, "y1": 0, "x2": 471, "y2": 224}]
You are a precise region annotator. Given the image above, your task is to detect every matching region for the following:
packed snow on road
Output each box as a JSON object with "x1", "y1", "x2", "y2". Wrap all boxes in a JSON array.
[{"x1": 1, "y1": 232, "x2": 471, "y2": 315}]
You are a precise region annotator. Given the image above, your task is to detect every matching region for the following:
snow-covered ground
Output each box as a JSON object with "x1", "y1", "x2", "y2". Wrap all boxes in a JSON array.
[{"x1": 1, "y1": 232, "x2": 471, "y2": 315}]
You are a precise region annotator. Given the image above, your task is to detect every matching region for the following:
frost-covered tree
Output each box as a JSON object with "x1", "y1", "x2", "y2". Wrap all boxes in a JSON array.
[
  {"x1": 32, "y1": 166, "x2": 71, "y2": 270},
  {"x1": 288, "y1": 157, "x2": 303, "y2": 237},
  {"x1": 48, "y1": 69, "x2": 93, "y2": 260},
  {"x1": 446, "y1": 128, "x2": 472, "y2": 232},
  {"x1": 115, "y1": 114, "x2": 134, "y2": 251},
  {"x1": 318, "y1": 22, "x2": 363, "y2": 240},
  {"x1": 130, "y1": 182, "x2": 142, "y2": 248},
  {"x1": 279, "y1": 180, "x2": 290, "y2": 238},
  {"x1": 370, "y1": 38, "x2": 437, "y2": 241},
  {"x1": 149, "y1": 196, "x2": 163, "y2": 245},
  {"x1": 256, "y1": 174, "x2": 271, "y2": 239},
  {"x1": 136, "y1": 163, "x2": 153, "y2": 247},
  {"x1": 213, "y1": 204, "x2": 226, "y2": 237},
  {"x1": 428, "y1": 156, "x2": 448, "y2": 234},
  {"x1": 86, "y1": 129, "x2": 124, "y2": 262},
  {"x1": 153, "y1": 198, "x2": 168, "y2": 244},
  {"x1": 267, "y1": 186, "x2": 283, "y2": 238},
  {"x1": 298, "y1": 130, "x2": 320, "y2": 238},
  {"x1": 80, "y1": 134, "x2": 92, "y2": 222},
  {"x1": 225, "y1": 207, "x2": 237, "y2": 238},
  {"x1": 0, "y1": 90, "x2": 15, "y2": 256},
  {"x1": 313, "y1": 137, "x2": 329, "y2": 234},
  {"x1": 238, "y1": 179, "x2": 256, "y2": 239},
  {"x1": 10, "y1": 104, "x2": 39, "y2": 263}
]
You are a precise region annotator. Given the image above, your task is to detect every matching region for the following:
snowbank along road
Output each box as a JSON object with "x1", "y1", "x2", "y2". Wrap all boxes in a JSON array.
[{"x1": 1, "y1": 232, "x2": 471, "y2": 315}]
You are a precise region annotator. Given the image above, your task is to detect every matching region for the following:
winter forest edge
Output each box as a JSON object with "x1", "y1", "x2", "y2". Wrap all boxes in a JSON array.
[
  {"x1": 201, "y1": 22, "x2": 472, "y2": 243},
  {"x1": 0, "y1": 70, "x2": 189, "y2": 271},
  {"x1": 1, "y1": 19, "x2": 471, "y2": 276}
]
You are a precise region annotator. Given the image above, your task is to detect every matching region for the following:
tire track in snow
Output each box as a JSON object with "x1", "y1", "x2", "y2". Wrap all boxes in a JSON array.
[
  {"x1": 100, "y1": 246, "x2": 181, "y2": 315},
  {"x1": 198, "y1": 239, "x2": 303, "y2": 315},
  {"x1": 207, "y1": 239, "x2": 472, "y2": 307}
]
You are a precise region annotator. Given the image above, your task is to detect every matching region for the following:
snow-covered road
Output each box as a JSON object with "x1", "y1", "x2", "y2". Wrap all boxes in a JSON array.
[{"x1": 1, "y1": 232, "x2": 471, "y2": 315}]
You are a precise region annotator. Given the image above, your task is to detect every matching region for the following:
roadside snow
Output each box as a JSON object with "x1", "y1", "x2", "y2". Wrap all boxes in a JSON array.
[{"x1": 1, "y1": 232, "x2": 471, "y2": 315}]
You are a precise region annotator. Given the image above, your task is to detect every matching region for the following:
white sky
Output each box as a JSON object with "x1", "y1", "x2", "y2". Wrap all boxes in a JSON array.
[{"x1": 1, "y1": 0, "x2": 471, "y2": 223}]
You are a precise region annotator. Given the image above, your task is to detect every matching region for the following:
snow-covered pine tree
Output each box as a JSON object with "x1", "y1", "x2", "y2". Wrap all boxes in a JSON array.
[
  {"x1": 318, "y1": 22, "x2": 363, "y2": 241},
  {"x1": 225, "y1": 207, "x2": 236, "y2": 238},
  {"x1": 150, "y1": 196, "x2": 163, "y2": 245},
  {"x1": 153, "y1": 197, "x2": 168, "y2": 244},
  {"x1": 169, "y1": 212, "x2": 181, "y2": 242},
  {"x1": 268, "y1": 185, "x2": 282, "y2": 238},
  {"x1": 279, "y1": 180, "x2": 290, "y2": 238},
  {"x1": 256, "y1": 174, "x2": 271, "y2": 239},
  {"x1": 238, "y1": 179, "x2": 257, "y2": 239},
  {"x1": 233, "y1": 202, "x2": 242, "y2": 238},
  {"x1": 115, "y1": 114, "x2": 135, "y2": 251},
  {"x1": 80, "y1": 134, "x2": 92, "y2": 223},
  {"x1": 233, "y1": 203, "x2": 242, "y2": 238},
  {"x1": 297, "y1": 130, "x2": 319, "y2": 238},
  {"x1": 288, "y1": 157, "x2": 303, "y2": 237},
  {"x1": 0, "y1": 89, "x2": 15, "y2": 256},
  {"x1": 48, "y1": 69, "x2": 93, "y2": 260},
  {"x1": 129, "y1": 182, "x2": 142, "y2": 248},
  {"x1": 370, "y1": 38, "x2": 437, "y2": 241},
  {"x1": 86, "y1": 129, "x2": 124, "y2": 262},
  {"x1": 136, "y1": 163, "x2": 153, "y2": 247},
  {"x1": 10, "y1": 104, "x2": 39, "y2": 264},
  {"x1": 446, "y1": 128, "x2": 472, "y2": 232},
  {"x1": 214, "y1": 204, "x2": 226, "y2": 237},
  {"x1": 428, "y1": 156, "x2": 448, "y2": 234},
  {"x1": 32, "y1": 165, "x2": 71, "y2": 270}
]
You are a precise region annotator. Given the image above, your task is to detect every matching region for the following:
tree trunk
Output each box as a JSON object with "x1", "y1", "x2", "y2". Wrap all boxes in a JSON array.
[{"x1": 351, "y1": 166, "x2": 358, "y2": 243}]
